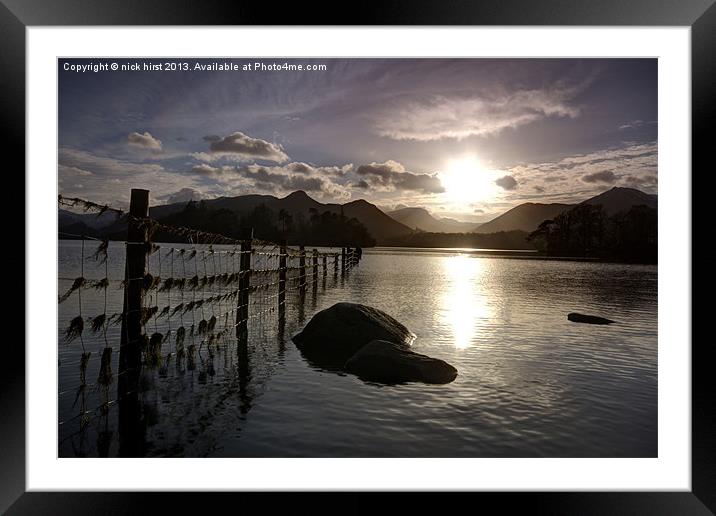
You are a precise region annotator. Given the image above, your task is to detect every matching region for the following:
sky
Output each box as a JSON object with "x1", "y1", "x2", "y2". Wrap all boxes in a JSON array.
[{"x1": 58, "y1": 58, "x2": 657, "y2": 222}]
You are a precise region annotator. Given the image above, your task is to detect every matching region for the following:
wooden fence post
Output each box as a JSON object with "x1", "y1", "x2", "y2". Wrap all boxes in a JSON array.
[
  {"x1": 236, "y1": 227, "x2": 253, "y2": 338},
  {"x1": 278, "y1": 239, "x2": 287, "y2": 315},
  {"x1": 312, "y1": 249, "x2": 318, "y2": 290},
  {"x1": 119, "y1": 188, "x2": 149, "y2": 374},
  {"x1": 299, "y1": 245, "x2": 306, "y2": 296},
  {"x1": 118, "y1": 188, "x2": 149, "y2": 456}
]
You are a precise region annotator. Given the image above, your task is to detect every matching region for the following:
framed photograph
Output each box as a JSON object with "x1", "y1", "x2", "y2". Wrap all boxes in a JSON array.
[{"x1": 6, "y1": 0, "x2": 712, "y2": 513}]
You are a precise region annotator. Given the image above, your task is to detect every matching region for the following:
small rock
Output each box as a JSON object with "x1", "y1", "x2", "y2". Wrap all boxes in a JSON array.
[
  {"x1": 344, "y1": 340, "x2": 458, "y2": 385},
  {"x1": 568, "y1": 312, "x2": 615, "y2": 325}
]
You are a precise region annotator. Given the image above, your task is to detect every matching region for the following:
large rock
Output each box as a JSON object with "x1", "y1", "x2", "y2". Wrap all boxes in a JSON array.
[
  {"x1": 345, "y1": 340, "x2": 458, "y2": 385},
  {"x1": 292, "y1": 302, "x2": 414, "y2": 370},
  {"x1": 567, "y1": 312, "x2": 615, "y2": 325}
]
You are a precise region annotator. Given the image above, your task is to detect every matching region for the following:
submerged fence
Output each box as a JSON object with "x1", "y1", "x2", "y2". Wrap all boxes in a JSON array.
[{"x1": 57, "y1": 189, "x2": 361, "y2": 455}]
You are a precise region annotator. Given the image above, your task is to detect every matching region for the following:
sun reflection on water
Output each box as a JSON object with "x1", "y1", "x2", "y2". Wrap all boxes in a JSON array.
[{"x1": 442, "y1": 255, "x2": 491, "y2": 349}]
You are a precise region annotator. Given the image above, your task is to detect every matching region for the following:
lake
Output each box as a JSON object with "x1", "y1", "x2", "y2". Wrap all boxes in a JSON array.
[{"x1": 58, "y1": 240, "x2": 657, "y2": 457}]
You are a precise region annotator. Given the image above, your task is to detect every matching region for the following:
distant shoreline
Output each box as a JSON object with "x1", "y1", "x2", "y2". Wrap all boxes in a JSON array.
[{"x1": 368, "y1": 246, "x2": 658, "y2": 265}]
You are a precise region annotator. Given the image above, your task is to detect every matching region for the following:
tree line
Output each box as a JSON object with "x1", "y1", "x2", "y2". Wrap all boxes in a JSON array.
[
  {"x1": 527, "y1": 204, "x2": 657, "y2": 263},
  {"x1": 156, "y1": 201, "x2": 377, "y2": 247}
]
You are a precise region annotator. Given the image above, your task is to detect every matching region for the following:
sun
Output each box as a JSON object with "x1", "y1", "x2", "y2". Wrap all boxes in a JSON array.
[{"x1": 440, "y1": 157, "x2": 498, "y2": 206}]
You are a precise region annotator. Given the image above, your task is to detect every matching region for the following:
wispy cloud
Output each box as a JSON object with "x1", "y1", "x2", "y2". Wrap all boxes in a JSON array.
[
  {"x1": 373, "y1": 86, "x2": 581, "y2": 141},
  {"x1": 505, "y1": 142, "x2": 657, "y2": 203},
  {"x1": 618, "y1": 120, "x2": 657, "y2": 131}
]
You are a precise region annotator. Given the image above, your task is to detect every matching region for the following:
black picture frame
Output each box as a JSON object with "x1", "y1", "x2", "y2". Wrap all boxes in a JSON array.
[{"x1": 4, "y1": 1, "x2": 712, "y2": 514}]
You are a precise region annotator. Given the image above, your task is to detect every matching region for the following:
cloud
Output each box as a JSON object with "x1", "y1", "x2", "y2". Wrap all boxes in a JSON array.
[
  {"x1": 495, "y1": 175, "x2": 518, "y2": 190},
  {"x1": 232, "y1": 163, "x2": 351, "y2": 201},
  {"x1": 355, "y1": 160, "x2": 445, "y2": 194},
  {"x1": 284, "y1": 162, "x2": 352, "y2": 177},
  {"x1": 59, "y1": 147, "x2": 165, "y2": 177},
  {"x1": 373, "y1": 86, "x2": 581, "y2": 141},
  {"x1": 198, "y1": 131, "x2": 289, "y2": 163},
  {"x1": 58, "y1": 147, "x2": 196, "y2": 207},
  {"x1": 581, "y1": 170, "x2": 617, "y2": 184},
  {"x1": 127, "y1": 131, "x2": 162, "y2": 151},
  {"x1": 504, "y1": 142, "x2": 658, "y2": 203}
]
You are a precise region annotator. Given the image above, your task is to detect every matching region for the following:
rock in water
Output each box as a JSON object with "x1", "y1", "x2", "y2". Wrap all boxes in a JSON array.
[
  {"x1": 567, "y1": 312, "x2": 615, "y2": 325},
  {"x1": 345, "y1": 340, "x2": 458, "y2": 385},
  {"x1": 292, "y1": 302, "x2": 415, "y2": 369}
]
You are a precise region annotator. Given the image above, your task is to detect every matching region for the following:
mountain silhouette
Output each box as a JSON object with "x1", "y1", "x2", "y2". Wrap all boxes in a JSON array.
[
  {"x1": 474, "y1": 187, "x2": 657, "y2": 234},
  {"x1": 387, "y1": 207, "x2": 478, "y2": 233},
  {"x1": 475, "y1": 203, "x2": 573, "y2": 234},
  {"x1": 579, "y1": 186, "x2": 657, "y2": 215}
]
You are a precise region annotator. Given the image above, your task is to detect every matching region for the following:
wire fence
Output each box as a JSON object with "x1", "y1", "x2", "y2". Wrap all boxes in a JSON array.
[{"x1": 57, "y1": 191, "x2": 361, "y2": 455}]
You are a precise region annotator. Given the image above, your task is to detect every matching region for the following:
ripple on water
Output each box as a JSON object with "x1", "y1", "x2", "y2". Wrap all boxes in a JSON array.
[{"x1": 58, "y1": 243, "x2": 657, "y2": 457}]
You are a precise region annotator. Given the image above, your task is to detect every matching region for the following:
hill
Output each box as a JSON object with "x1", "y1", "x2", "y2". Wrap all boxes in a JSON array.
[
  {"x1": 580, "y1": 186, "x2": 657, "y2": 215},
  {"x1": 475, "y1": 203, "x2": 573, "y2": 234}
]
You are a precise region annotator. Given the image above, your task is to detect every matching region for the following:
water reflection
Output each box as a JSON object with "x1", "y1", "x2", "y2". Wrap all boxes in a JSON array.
[{"x1": 442, "y1": 255, "x2": 491, "y2": 349}]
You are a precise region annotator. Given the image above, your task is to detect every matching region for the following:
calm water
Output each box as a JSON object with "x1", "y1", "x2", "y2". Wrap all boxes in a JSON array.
[{"x1": 58, "y1": 240, "x2": 657, "y2": 457}]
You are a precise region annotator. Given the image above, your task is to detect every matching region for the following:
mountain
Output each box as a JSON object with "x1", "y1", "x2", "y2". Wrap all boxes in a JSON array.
[
  {"x1": 340, "y1": 199, "x2": 414, "y2": 241},
  {"x1": 475, "y1": 203, "x2": 573, "y2": 234},
  {"x1": 387, "y1": 207, "x2": 478, "y2": 233},
  {"x1": 474, "y1": 187, "x2": 658, "y2": 234},
  {"x1": 580, "y1": 186, "x2": 657, "y2": 215}
]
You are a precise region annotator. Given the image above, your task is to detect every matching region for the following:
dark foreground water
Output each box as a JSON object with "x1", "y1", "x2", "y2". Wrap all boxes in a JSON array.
[{"x1": 58, "y1": 241, "x2": 657, "y2": 457}]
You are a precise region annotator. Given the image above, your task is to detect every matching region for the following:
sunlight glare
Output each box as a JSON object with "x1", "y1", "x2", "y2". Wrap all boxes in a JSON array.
[
  {"x1": 440, "y1": 157, "x2": 498, "y2": 206},
  {"x1": 442, "y1": 255, "x2": 491, "y2": 349}
]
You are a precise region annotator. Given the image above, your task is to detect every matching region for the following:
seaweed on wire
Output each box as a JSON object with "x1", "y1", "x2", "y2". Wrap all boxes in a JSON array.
[
  {"x1": 187, "y1": 343, "x2": 196, "y2": 371},
  {"x1": 158, "y1": 277, "x2": 175, "y2": 292},
  {"x1": 79, "y1": 351, "x2": 91, "y2": 386},
  {"x1": 207, "y1": 315, "x2": 217, "y2": 332},
  {"x1": 140, "y1": 306, "x2": 158, "y2": 325},
  {"x1": 187, "y1": 275, "x2": 199, "y2": 290},
  {"x1": 145, "y1": 332, "x2": 163, "y2": 367},
  {"x1": 158, "y1": 352, "x2": 173, "y2": 377},
  {"x1": 175, "y1": 326, "x2": 186, "y2": 346},
  {"x1": 64, "y1": 316, "x2": 84, "y2": 342},
  {"x1": 59, "y1": 277, "x2": 86, "y2": 303},
  {"x1": 88, "y1": 313, "x2": 106, "y2": 333},
  {"x1": 97, "y1": 347, "x2": 113, "y2": 386},
  {"x1": 158, "y1": 305, "x2": 171, "y2": 318},
  {"x1": 142, "y1": 273, "x2": 161, "y2": 291},
  {"x1": 108, "y1": 312, "x2": 124, "y2": 326},
  {"x1": 197, "y1": 319, "x2": 208, "y2": 335},
  {"x1": 92, "y1": 278, "x2": 110, "y2": 290},
  {"x1": 89, "y1": 239, "x2": 109, "y2": 264}
]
